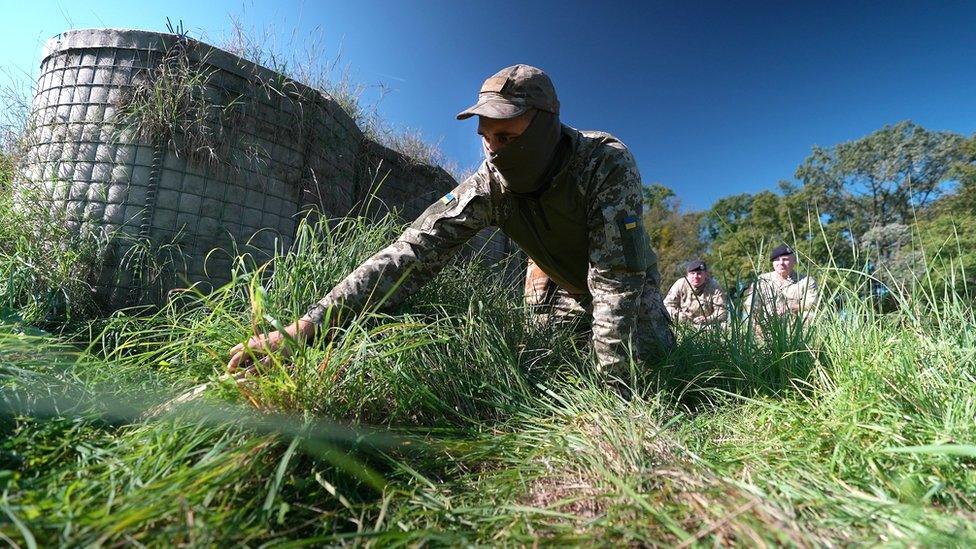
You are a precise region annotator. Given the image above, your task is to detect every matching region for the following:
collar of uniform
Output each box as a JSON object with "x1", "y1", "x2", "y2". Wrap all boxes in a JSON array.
[
  {"x1": 546, "y1": 125, "x2": 581, "y2": 191},
  {"x1": 492, "y1": 125, "x2": 578, "y2": 198},
  {"x1": 772, "y1": 271, "x2": 799, "y2": 284}
]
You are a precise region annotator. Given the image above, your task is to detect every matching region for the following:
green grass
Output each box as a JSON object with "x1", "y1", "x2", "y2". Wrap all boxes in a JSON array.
[{"x1": 1, "y1": 203, "x2": 975, "y2": 546}]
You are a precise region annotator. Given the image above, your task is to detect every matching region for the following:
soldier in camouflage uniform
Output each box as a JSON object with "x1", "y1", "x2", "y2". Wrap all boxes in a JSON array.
[
  {"x1": 663, "y1": 259, "x2": 728, "y2": 328},
  {"x1": 228, "y1": 64, "x2": 674, "y2": 380},
  {"x1": 744, "y1": 244, "x2": 819, "y2": 327}
]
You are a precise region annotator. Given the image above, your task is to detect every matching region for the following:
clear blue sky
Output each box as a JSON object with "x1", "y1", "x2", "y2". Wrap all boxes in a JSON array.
[{"x1": 3, "y1": 0, "x2": 975, "y2": 211}]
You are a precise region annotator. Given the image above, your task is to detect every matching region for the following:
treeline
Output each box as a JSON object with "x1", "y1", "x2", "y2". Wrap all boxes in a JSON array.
[{"x1": 646, "y1": 121, "x2": 976, "y2": 301}]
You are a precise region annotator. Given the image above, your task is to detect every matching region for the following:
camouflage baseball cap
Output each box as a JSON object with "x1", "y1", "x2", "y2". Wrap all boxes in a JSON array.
[{"x1": 456, "y1": 64, "x2": 560, "y2": 120}]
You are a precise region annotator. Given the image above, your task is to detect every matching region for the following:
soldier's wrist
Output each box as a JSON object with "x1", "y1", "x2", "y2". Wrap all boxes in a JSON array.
[{"x1": 293, "y1": 318, "x2": 318, "y2": 340}]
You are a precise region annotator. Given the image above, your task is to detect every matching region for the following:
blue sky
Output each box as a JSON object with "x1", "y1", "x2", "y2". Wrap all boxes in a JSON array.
[{"x1": 3, "y1": 0, "x2": 975, "y2": 211}]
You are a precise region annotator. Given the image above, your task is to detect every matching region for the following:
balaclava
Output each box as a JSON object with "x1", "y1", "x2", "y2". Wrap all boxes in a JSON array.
[{"x1": 484, "y1": 110, "x2": 563, "y2": 194}]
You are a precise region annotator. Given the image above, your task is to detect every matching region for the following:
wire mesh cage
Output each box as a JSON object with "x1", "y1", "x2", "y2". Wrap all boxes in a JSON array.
[{"x1": 14, "y1": 28, "x2": 472, "y2": 310}]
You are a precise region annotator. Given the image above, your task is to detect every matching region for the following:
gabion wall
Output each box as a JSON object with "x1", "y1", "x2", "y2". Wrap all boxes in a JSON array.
[{"x1": 16, "y1": 29, "x2": 507, "y2": 309}]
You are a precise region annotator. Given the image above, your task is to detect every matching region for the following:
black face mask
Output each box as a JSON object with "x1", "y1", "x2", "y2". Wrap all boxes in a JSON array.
[{"x1": 485, "y1": 111, "x2": 562, "y2": 194}]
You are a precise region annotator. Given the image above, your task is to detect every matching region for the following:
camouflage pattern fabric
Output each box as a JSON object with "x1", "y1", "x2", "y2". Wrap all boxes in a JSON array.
[
  {"x1": 636, "y1": 281, "x2": 674, "y2": 363},
  {"x1": 303, "y1": 125, "x2": 674, "y2": 376},
  {"x1": 744, "y1": 271, "x2": 819, "y2": 325},
  {"x1": 523, "y1": 258, "x2": 673, "y2": 371},
  {"x1": 524, "y1": 258, "x2": 590, "y2": 336},
  {"x1": 663, "y1": 277, "x2": 728, "y2": 326}
]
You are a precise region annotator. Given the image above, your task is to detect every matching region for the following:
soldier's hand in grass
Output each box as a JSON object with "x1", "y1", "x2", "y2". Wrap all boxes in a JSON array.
[{"x1": 227, "y1": 319, "x2": 317, "y2": 373}]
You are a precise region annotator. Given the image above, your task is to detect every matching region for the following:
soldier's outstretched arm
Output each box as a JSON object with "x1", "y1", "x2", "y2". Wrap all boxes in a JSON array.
[
  {"x1": 803, "y1": 276, "x2": 820, "y2": 311},
  {"x1": 705, "y1": 285, "x2": 729, "y2": 324},
  {"x1": 799, "y1": 275, "x2": 820, "y2": 323},
  {"x1": 742, "y1": 281, "x2": 756, "y2": 318},
  {"x1": 227, "y1": 173, "x2": 495, "y2": 372},
  {"x1": 584, "y1": 145, "x2": 650, "y2": 375}
]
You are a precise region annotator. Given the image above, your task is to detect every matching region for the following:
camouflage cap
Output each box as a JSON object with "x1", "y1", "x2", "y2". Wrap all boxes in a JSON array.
[{"x1": 456, "y1": 64, "x2": 560, "y2": 120}]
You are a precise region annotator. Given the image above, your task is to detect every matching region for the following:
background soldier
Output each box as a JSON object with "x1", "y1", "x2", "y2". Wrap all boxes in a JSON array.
[
  {"x1": 744, "y1": 244, "x2": 819, "y2": 326},
  {"x1": 228, "y1": 64, "x2": 674, "y2": 382},
  {"x1": 663, "y1": 259, "x2": 728, "y2": 327}
]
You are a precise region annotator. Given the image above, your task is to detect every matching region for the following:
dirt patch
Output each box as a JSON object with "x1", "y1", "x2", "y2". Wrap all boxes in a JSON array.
[{"x1": 527, "y1": 468, "x2": 606, "y2": 519}]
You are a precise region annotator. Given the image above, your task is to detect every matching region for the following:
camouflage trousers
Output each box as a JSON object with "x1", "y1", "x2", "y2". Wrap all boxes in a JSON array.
[{"x1": 524, "y1": 260, "x2": 675, "y2": 365}]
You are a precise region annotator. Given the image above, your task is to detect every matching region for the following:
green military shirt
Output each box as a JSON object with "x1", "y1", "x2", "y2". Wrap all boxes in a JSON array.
[{"x1": 304, "y1": 125, "x2": 668, "y2": 372}]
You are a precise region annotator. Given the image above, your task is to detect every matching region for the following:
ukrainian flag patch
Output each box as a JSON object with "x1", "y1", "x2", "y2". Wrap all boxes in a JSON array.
[
  {"x1": 440, "y1": 192, "x2": 456, "y2": 205},
  {"x1": 623, "y1": 215, "x2": 639, "y2": 230}
]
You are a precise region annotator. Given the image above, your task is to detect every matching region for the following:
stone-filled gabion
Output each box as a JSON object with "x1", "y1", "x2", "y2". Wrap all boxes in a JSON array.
[{"x1": 15, "y1": 28, "x2": 480, "y2": 309}]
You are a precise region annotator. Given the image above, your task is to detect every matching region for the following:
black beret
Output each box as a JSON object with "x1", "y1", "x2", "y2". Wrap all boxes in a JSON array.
[
  {"x1": 686, "y1": 259, "x2": 707, "y2": 272},
  {"x1": 770, "y1": 244, "x2": 795, "y2": 260}
]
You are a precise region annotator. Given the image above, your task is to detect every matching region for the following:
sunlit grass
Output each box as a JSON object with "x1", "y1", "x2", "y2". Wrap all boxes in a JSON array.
[{"x1": 1, "y1": 204, "x2": 974, "y2": 545}]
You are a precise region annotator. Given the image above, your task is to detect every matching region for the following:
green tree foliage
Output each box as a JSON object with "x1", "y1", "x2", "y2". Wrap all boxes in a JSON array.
[
  {"x1": 700, "y1": 192, "x2": 788, "y2": 290},
  {"x1": 788, "y1": 122, "x2": 970, "y2": 297},
  {"x1": 916, "y1": 213, "x2": 976, "y2": 297},
  {"x1": 641, "y1": 183, "x2": 706, "y2": 281},
  {"x1": 942, "y1": 133, "x2": 976, "y2": 214},
  {"x1": 702, "y1": 193, "x2": 753, "y2": 241},
  {"x1": 794, "y1": 121, "x2": 966, "y2": 233},
  {"x1": 700, "y1": 185, "x2": 856, "y2": 294}
]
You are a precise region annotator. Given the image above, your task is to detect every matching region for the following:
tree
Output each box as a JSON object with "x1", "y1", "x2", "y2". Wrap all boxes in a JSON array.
[
  {"x1": 790, "y1": 122, "x2": 968, "y2": 300},
  {"x1": 701, "y1": 193, "x2": 753, "y2": 241},
  {"x1": 941, "y1": 133, "x2": 976, "y2": 215},
  {"x1": 916, "y1": 213, "x2": 976, "y2": 298},
  {"x1": 794, "y1": 121, "x2": 967, "y2": 233},
  {"x1": 641, "y1": 183, "x2": 706, "y2": 281},
  {"x1": 642, "y1": 183, "x2": 676, "y2": 213}
]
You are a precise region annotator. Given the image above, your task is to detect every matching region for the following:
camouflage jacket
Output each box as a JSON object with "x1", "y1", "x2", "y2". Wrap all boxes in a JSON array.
[
  {"x1": 744, "y1": 271, "x2": 819, "y2": 322},
  {"x1": 663, "y1": 277, "x2": 728, "y2": 325},
  {"x1": 303, "y1": 125, "x2": 658, "y2": 372}
]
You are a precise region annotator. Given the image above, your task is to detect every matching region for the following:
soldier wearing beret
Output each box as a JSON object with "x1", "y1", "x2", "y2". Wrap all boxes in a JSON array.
[
  {"x1": 744, "y1": 244, "x2": 818, "y2": 327},
  {"x1": 663, "y1": 259, "x2": 728, "y2": 328},
  {"x1": 228, "y1": 64, "x2": 675, "y2": 383}
]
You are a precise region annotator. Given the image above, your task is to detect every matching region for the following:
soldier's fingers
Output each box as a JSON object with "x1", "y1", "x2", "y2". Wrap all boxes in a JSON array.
[
  {"x1": 229, "y1": 342, "x2": 244, "y2": 356},
  {"x1": 227, "y1": 351, "x2": 246, "y2": 372},
  {"x1": 261, "y1": 333, "x2": 279, "y2": 350}
]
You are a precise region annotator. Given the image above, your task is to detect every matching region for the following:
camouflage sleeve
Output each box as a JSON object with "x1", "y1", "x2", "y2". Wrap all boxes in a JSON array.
[
  {"x1": 745, "y1": 276, "x2": 774, "y2": 320},
  {"x1": 803, "y1": 276, "x2": 819, "y2": 309},
  {"x1": 800, "y1": 276, "x2": 819, "y2": 322},
  {"x1": 743, "y1": 280, "x2": 760, "y2": 319},
  {"x1": 703, "y1": 284, "x2": 728, "y2": 324},
  {"x1": 302, "y1": 173, "x2": 494, "y2": 325},
  {"x1": 585, "y1": 144, "x2": 650, "y2": 374},
  {"x1": 663, "y1": 279, "x2": 683, "y2": 320}
]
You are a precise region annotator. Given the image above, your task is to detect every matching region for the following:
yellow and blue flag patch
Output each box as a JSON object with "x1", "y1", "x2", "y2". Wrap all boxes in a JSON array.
[
  {"x1": 440, "y1": 192, "x2": 456, "y2": 205},
  {"x1": 623, "y1": 215, "x2": 639, "y2": 230}
]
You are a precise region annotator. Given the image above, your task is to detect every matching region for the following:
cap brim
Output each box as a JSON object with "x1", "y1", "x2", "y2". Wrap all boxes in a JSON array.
[{"x1": 456, "y1": 97, "x2": 529, "y2": 120}]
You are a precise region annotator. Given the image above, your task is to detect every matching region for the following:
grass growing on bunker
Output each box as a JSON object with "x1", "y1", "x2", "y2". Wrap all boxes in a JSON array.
[
  {"x1": 219, "y1": 19, "x2": 476, "y2": 180},
  {"x1": 114, "y1": 25, "x2": 251, "y2": 172},
  {"x1": 0, "y1": 185, "x2": 108, "y2": 326}
]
